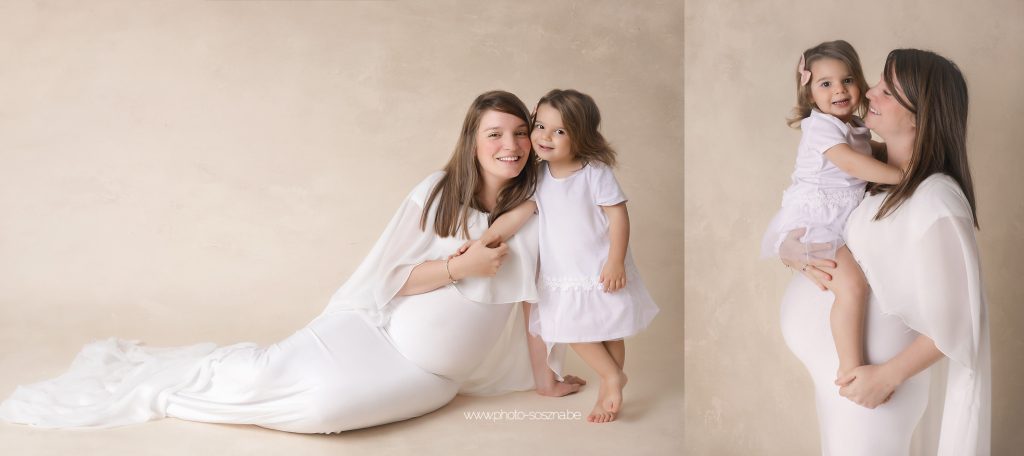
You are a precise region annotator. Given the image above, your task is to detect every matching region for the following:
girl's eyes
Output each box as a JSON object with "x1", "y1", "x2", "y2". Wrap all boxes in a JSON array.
[
  {"x1": 883, "y1": 90, "x2": 892, "y2": 96},
  {"x1": 820, "y1": 79, "x2": 855, "y2": 88},
  {"x1": 531, "y1": 123, "x2": 566, "y2": 136}
]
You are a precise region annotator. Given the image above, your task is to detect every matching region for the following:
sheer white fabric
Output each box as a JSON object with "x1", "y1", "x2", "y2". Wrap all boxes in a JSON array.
[
  {"x1": 0, "y1": 171, "x2": 545, "y2": 431},
  {"x1": 319, "y1": 171, "x2": 543, "y2": 395},
  {"x1": 845, "y1": 174, "x2": 990, "y2": 455},
  {"x1": 782, "y1": 173, "x2": 990, "y2": 455},
  {"x1": 322, "y1": 171, "x2": 539, "y2": 324}
]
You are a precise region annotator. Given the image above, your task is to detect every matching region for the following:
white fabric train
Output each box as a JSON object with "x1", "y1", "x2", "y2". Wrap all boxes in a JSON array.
[{"x1": 0, "y1": 172, "x2": 553, "y2": 432}]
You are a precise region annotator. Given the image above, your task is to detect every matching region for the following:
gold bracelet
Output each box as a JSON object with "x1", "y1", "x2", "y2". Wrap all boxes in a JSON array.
[{"x1": 444, "y1": 258, "x2": 457, "y2": 284}]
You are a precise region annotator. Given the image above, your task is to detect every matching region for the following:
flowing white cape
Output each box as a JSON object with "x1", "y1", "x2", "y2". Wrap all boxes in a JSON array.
[{"x1": 846, "y1": 174, "x2": 990, "y2": 455}]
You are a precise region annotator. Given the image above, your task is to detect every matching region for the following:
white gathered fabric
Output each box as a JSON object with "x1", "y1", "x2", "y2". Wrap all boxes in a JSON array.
[
  {"x1": 761, "y1": 109, "x2": 873, "y2": 260},
  {"x1": 782, "y1": 174, "x2": 990, "y2": 455},
  {"x1": 0, "y1": 171, "x2": 547, "y2": 432}
]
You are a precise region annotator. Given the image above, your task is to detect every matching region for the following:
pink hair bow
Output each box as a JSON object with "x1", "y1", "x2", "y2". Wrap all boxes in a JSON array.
[{"x1": 797, "y1": 54, "x2": 811, "y2": 86}]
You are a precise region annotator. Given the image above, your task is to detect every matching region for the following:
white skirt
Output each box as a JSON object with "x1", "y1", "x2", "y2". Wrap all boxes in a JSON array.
[
  {"x1": 530, "y1": 263, "x2": 659, "y2": 344},
  {"x1": 761, "y1": 188, "x2": 864, "y2": 259}
]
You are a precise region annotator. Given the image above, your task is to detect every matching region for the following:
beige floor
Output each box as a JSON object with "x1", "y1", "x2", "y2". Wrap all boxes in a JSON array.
[{"x1": 0, "y1": 309, "x2": 682, "y2": 455}]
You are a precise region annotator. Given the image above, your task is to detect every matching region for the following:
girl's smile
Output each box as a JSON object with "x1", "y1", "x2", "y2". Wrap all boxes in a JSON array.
[
  {"x1": 808, "y1": 58, "x2": 861, "y2": 123},
  {"x1": 531, "y1": 103, "x2": 575, "y2": 167}
]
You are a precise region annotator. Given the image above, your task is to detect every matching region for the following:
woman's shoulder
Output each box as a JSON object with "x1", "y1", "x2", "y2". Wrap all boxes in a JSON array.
[
  {"x1": 916, "y1": 173, "x2": 967, "y2": 201},
  {"x1": 409, "y1": 171, "x2": 446, "y2": 207},
  {"x1": 908, "y1": 173, "x2": 972, "y2": 220}
]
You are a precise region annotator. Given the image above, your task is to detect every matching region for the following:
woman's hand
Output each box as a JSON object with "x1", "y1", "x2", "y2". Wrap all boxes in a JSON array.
[
  {"x1": 600, "y1": 261, "x2": 627, "y2": 293},
  {"x1": 835, "y1": 364, "x2": 900, "y2": 409},
  {"x1": 778, "y1": 228, "x2": 838, "y2": 291},
  {"x1": 449, "y1": 239, "x2": 509, "y2": 279}
]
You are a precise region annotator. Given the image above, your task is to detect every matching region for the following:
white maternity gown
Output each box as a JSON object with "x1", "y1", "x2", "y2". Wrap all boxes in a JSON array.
[
  {"x1": 0, "y1": 171, "x2": 543, "y2": 433},
  {"x1": 780, "y1": 174, "x2": 990, "y2": 455}
]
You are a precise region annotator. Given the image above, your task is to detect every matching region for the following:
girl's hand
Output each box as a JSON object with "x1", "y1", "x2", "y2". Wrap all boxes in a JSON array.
[
  {"x1": 478, "y1": 231, "x2": 502, "y2": 248},
  {"x1": 834, "y1": 364, "x2": 900, "y2": 409},
  {"x1": 600, "y1": 261, "x2": 626, "y2": 293},
  {"x1": 451, "y1": 232, "x2": 503, "y2": 259},
  {"x1": 778, "y1": 228, "x2": 837, "y2": 291},
  {"x1": 451, "y1": 241, "x2": 472, "y2": 260},
  {"x1": 449, "y1": 239, "x2": 509, "y2": 279}
]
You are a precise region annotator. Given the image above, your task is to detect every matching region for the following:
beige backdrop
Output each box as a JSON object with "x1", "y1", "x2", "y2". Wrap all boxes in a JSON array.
[
  {"x1": 685, "y1": 0, "x2": 1023, "y2": 454},
  {"x1": 0, "y1": 1, "x2": 683, "y2": 454}
]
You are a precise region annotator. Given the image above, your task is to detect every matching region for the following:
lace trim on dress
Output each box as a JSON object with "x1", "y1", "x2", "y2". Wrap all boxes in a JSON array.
[
  {"x1": 536, "y1": 274, "x2": 638, "y2": 291},
  {"x1": 783, "y1": 189, "x2": 864, "y2": 210},
  {"x1": 539, "y1": 277, "x2": 602, "y2": 291}
]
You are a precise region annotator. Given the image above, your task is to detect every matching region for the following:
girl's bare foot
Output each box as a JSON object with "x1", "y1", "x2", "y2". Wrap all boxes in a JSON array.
[
  {"x1": 587, "y1": 371, "x2": 628, "y2": 423},
  {"x1": 601, "y1": 371, "x2": 628, "y2": 414},
  {"x1": 587, "y1": 381, "x2": 615, "y2": 423},
  {"x1": 588, "y1": 402, "x2": 615, "y2": 423},
  {"x1": 536, "y1": 374, "x2": 587, "y2": 397}
]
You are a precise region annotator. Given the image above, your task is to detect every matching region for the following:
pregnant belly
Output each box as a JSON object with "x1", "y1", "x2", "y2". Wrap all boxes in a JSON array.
[
  {"x1": 780, "y1": 274, "x2": 918, "y2": 379},
  {"x1": 385, "y1": 285, "x2": 513, "y2": 381}
]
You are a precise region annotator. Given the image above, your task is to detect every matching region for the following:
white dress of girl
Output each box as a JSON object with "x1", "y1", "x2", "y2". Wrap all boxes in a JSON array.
[
  {"x1": 530, "y1": 161, "x2": 659, "y2": 345},
  {"x1": 761, "y1": 109, "x2": 873, "y2": 259}
]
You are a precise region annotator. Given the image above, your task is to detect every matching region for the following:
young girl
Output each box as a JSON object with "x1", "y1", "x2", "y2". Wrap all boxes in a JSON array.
[
  {"x1": 457, "y1": 89, "x2": 659, "y2": 423},
  {"x1": 762, "y1": 40, "x2": 903, "y2": 381}
]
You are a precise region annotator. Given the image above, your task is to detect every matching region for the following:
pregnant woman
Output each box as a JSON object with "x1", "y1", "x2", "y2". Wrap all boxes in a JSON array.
[
  {"x1": 0, "y1": 90, "x2": 579, "y2": 433},
  {"x1": 780, "y1": 49, "x2": 990, "y2": 455}
]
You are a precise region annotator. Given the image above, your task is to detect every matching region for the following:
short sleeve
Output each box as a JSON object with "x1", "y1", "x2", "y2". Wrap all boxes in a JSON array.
[
  {"x1": 589, "y1": 163, "x2": 627, "y2": 206},
  {"x1": 802, "y1": 112, "x2": 849, "y2": 155}
]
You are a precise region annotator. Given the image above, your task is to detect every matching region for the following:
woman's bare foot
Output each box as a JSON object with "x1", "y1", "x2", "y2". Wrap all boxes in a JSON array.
[{"x1": 536, "y1": 374, "x2": 587, "y2": 397}]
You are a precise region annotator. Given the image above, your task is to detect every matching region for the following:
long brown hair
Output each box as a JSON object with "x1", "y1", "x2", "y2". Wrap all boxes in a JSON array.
[
  {"x1": 420, "y1": 90, "x2": 539, "y2": 238},
  {"x1": 869, "y1": 49, "x2": 978, "y2": 228},
  {"x1": 787, "y1": 40, "x2": 870, "y2": 128},
  {"x1": 535, "y1": 89, "x2": 617, "y2": 167}
]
